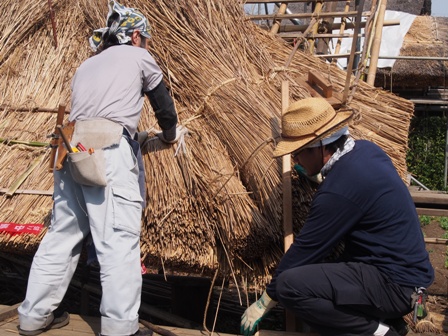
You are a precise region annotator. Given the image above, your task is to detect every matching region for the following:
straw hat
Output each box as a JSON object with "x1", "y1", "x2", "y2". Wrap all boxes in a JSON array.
[{"x1": 273, "y1": 97, "x2": 353, "y2": 157}]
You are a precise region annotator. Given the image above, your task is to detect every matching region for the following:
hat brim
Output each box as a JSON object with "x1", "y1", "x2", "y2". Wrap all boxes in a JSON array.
[
  {"x1": 273, "y1": 110, "x2": 353, "y2": 158},
  {"x1": 140, "y1": 31, "x2": 151, "y2": 39}
]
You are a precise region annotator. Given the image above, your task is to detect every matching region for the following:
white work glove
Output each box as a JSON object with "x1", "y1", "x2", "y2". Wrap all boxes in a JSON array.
[
  {"x1": 241, "y1": 291, "x2": 277, "y2": 336},
  {"x1": 156, "y1": 125, "x2": 189, "y2": 144}
]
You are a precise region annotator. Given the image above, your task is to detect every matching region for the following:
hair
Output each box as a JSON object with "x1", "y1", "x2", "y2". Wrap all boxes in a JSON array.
[{"x1": 325, "y1": 134, "x2": 348, "y2": 153}]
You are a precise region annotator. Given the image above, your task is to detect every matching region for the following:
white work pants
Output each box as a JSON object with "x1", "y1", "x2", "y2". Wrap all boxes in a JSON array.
[{"x1": 18, "y1": 137, "x2": 143, "y2": 336}]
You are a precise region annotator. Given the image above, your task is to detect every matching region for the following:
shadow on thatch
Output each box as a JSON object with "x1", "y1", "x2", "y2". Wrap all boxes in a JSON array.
[{"x1": 0, "y1": 0, "x2": 414, "y2": 287}]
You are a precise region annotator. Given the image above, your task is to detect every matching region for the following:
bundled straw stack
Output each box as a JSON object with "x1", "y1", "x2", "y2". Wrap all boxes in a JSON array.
[
  {"x1": 376, "y1": 15, "x2": 448, "y2": 88},
  {"x1": 0, "y1": 0, "x2": 414, "y2": 286}
]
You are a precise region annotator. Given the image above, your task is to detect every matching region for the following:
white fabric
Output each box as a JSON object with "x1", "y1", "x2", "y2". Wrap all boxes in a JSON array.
[
  {"x1": 69, "y1": 45, "x2": 163, "y2": 137},
  {"x1": 321, "y1": 136, "x2": 356, "y2": 177},
  {"x1": 307, "y1": 126, "x2": 349, "y2": 148},
  {"x1": 330, "y1": 10, "x2": 416, "y2": 69},
  {"x1": 374, "y1": 322, "x2": 390, "y2": 336},
  {"x1": 18, "y1": 137, "x2": 143, "y2": 335}
]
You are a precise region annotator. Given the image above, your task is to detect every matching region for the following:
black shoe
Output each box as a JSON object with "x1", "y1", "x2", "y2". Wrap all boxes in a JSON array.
[
  {"x1": 132, "y1": 328, "x2": 153, "y2": 335},
  {"x1": 384, "y1": 317, "x2": 409, "y2": 336},
  {"x1": 18, "y1": 311, "x2": 70, "y2": 336}
]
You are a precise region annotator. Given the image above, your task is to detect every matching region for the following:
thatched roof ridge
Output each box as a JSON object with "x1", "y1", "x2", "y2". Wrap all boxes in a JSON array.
[
  {"x1": 375, "y1": 15, "x2": 448, "y2": 89},
  {"x1": 0, "y1": 0, "x2": 414, "y2": 285}
]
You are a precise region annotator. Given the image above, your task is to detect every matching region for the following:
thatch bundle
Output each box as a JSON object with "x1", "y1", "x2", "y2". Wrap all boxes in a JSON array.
[
  {"x1": 0, "y1": 0, "x2": 414, "y2": 285},
  {"x1": 375, "y1": 15, "x2": 448, "y2": 89}
]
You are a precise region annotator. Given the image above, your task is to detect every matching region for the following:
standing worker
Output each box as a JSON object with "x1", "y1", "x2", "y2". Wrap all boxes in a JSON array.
[
  {"x1": 18, "y1": 1, "x2": 180, "y2": 335},
  {"x1": 241, "y1": 98, "x2": 434, "y2": 336}
]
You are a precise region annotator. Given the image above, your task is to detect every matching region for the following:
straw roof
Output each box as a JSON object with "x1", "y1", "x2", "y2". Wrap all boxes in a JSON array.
[
  {"x1": 375, "y1": 15, "x2": 448, "y2": 89},
  {"x1": 0, "y1": 0, "x2": 414, "y2": 286}
]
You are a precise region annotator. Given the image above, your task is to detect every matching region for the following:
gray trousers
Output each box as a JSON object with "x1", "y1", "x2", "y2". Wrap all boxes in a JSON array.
[
  {"x1": 18, "y1": 137, "x2": 143, "y2": 336},
  {"x1": 276, "y1": 262, "x2": 414, "y2": 336}
]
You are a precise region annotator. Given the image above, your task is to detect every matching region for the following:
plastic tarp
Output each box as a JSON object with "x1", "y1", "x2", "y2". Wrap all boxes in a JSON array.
[{"x1": 330, "y1": 10, "x2": 416, "y2": 69}]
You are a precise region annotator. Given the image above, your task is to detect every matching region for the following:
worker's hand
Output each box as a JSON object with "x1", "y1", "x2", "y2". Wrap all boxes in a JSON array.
[
  {"x1": 135, "y1": 131, "x2": 149, "y2": 146},
  {"x1": 241, "y1": 291, "x2": 277, "y2": 336},
  {"x1": 156, "y1": 125, "x2": 189, "y2": 144}
]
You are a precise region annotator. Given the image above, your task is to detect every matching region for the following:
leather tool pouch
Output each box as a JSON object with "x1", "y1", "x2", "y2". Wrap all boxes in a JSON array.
[
  {"x1": 68, "y1": 150, "x2": 107, "y2": 187},
  {"x1": 67, "y1": 119, "x2": 123, "y2": 187},
  {"x1": 55, "y1": 121, "x2": 76, "y2": 170}
]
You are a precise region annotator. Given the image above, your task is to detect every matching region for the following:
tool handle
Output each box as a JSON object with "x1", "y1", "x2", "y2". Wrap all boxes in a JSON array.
[
  {"x1": 57, "y1": 125, "x2": 74, "y2": 153},
  {"x1": 48, "y1": 105, "x2": 66, "y2": 172}
]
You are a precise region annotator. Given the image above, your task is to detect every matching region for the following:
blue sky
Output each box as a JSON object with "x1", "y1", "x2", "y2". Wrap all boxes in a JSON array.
[{"x1": 432, "y1": 0, "x2": 448, "y2": 16}]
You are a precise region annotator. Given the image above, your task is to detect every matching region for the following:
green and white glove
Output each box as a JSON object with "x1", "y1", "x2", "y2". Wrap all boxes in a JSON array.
[{"x1": 240, "y1": 291, "x2": 277, "y2": 336}]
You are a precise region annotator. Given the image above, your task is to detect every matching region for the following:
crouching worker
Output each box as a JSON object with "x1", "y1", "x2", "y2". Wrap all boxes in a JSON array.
[
  {"x1": 241, "y1": 98, "x2": 434, "y2": 336},
  {"x1": 18, "y1": 1, "x2": 180, "y2": 335}
]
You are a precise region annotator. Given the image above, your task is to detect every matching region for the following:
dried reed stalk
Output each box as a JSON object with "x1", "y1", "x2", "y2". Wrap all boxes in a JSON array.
[{"x1": 0, "y1": 0, "x2": 415, "y2": 285}]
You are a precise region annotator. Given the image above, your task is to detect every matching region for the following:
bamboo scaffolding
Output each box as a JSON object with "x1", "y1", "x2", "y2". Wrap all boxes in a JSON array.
[
  {"x1": 247, "y1": 10, "x2": 368, "y2": 20},
  {"x1": 276, "y1": 19, "x2": 399, "y2": 33},
  {"x1": 333, "y1": 0, "x2": 351, "y2": 59},
  {"x1": 271, "y1": 3, "x2": 288, "y2": 35},
  {"x1": 307, "y1": 1, "x2": 323, "y2": 54},
  {"x1": 367, "y1": 0, "x2": 387, "y2": 85}
]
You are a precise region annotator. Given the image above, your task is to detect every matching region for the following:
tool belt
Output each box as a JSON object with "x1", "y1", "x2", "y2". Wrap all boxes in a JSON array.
[{"x1": 57, "y1": 119, "x2": 123, "y2": 187}]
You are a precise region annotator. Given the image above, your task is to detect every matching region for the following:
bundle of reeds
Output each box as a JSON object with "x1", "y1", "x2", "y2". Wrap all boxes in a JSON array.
[
  {"x1": 376, "y1": 15, "x2": 448, "y2": 88},
  {"x1": 0, "y1": 0, "x2": 415, "y2": 285}
]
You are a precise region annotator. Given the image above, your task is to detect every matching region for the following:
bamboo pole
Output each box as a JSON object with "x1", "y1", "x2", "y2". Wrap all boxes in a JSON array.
[
  {"x1": 6, "y1": 153, "x2": 46, "y2": 196},
  {"x1": 342, "y1": 0, "x2": 365, "y2": 104},
  {"x1": 367, "y1": 0, "x2": 388, "y2": 86},
  {"x1": 0, "y1": 188, "x2": 53, "y2": 196},
  {"x1": 276, "y1": 19, "x2": 399, "y2": 33},
  {"x1": 316, "y1": 1, "x2": 337, "y2": 55},
  {"x1": 270, "y1": 3, "x2": 288, "y2": 35},
  {"x1": 307, "y1": 1, "x2": 323, "y2": 54},
  {"x1": 333, "y1": 0, "x2": 351, "y2": 62},
  {"x1": 359, "y1": 0, "x2": 378, "y2": 81},
  {"x1": 248, "y1": 10, "x2": 367, "y2": 20},
  {"x1": 346, "y1": 0, "x2": 377, "y2": 105},
  {"x1": 284, "y1": 18, "x2": 317, "y2": 68}
]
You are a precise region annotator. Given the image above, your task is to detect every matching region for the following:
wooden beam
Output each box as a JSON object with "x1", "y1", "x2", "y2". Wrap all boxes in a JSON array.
[
  {"x1": 0, "y1": 105, "x2": 70, "y2": 113},
  {"x1": 281, "y1": 81, "x2": 293, "y2": 252},
  {"x1": 410, "y1": 190, "x2": 448, "y2": 206},
  {"x1": 425, "y1": 238, "x2": 448, "y2": 245},
  {"x1": 416, "y1": 208, "x2": 448, "y2": 217},
  {"x1": 0, "y1": 303, "x2": 20, "y2": 322},
  {"x1": 308, "y1": 71, "x2": 333, "y2": 98}
]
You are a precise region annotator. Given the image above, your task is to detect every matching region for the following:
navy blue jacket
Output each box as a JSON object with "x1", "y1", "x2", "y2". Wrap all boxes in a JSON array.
[{"x1": 266, "y1": 140, "x2": 434, "y2": 301}]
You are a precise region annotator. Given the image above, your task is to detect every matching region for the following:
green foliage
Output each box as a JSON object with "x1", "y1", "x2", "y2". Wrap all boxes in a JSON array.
[
  {"x1": 407, "y1": 115, "x2": 447, "y2": 191},
  {"x1": 445, "y1": 251, "x2": 448, "y2": 269},
  {"x1": 440, "y1": 216, "x2": 448, "y2": 230},
  {"x1": 419, "y1": 215, "x2": 432, "y2": 226}
]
